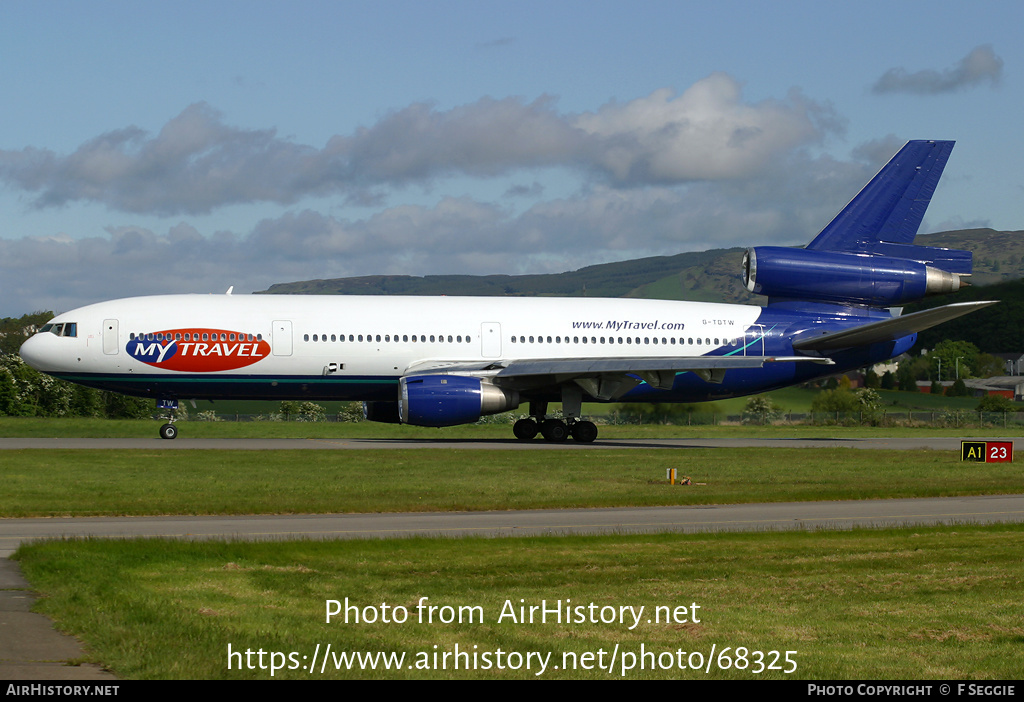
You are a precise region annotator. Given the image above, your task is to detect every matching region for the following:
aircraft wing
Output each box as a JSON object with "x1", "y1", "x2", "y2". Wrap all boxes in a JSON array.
[
  {"x1": 493, "y1": 355, "x2": 832, "y2": 376},
  {"x1": 404, "y1": 354, "x2": 833, "y2": 399},
  {"x1": 792, "y1": 300, "x2": 997, "y2": 352}
]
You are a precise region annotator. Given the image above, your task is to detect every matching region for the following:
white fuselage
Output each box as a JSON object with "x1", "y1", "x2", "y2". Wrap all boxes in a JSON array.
[{"x1": 20, "y1": 294, "x2": 773, "y2": 405}]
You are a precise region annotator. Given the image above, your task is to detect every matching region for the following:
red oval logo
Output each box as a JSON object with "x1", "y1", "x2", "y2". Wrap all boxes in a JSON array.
[{"x1": 127, "y1": 328, "x2": 270, "y2": 372}]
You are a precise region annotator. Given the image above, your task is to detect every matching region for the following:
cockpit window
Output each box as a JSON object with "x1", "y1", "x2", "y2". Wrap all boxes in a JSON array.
[{"x1": 38, "y1": 322, "x2": 77, "y2": 337}]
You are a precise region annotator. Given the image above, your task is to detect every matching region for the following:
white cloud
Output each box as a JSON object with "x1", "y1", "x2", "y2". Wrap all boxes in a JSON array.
[
  {"x1": 0, "y1": 74, "x2": 839, "y2": 216},
  {"x1": 574, "y1": 74, "x2": 829, "y2": 183},
  {"x1": 0, "y1": 145, "x2": 880, "y2": 316},
  {"x1": 0, "y1": 75, "x2": 894, "y2": 316}
]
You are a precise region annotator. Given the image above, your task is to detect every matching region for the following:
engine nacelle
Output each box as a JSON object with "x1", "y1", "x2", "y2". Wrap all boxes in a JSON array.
[
  {"x1": 743, "y1": 246, "x2": 964, "y2": 307},
  {"x1": 399, "y1": 375, "x2": 520, "y2": 427},
  {"x1": 363, "y1": 401, "x2": 401, "y2": 424}
]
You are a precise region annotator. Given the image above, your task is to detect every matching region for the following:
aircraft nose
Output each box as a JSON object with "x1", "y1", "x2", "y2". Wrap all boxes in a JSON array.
[{"x1": 19, "y1": 333, "x2": 54, "y2": 371}]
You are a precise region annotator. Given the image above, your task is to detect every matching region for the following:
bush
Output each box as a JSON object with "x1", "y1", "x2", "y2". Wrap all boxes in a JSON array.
[
  {"x1": 741, "y1": 395, "x2": 782, "y2": 424},
  {"x1": 280, "y1": 401, "x2": 326, "y2": 422},
  {"x1": 977, "y1": 395, "x2": 1015, "y2": 413}
]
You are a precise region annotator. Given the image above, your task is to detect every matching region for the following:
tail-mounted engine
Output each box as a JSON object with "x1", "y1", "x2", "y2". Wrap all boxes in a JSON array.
[{"x1": 742, "y1": 246, "x2": 968, "y2": 307}]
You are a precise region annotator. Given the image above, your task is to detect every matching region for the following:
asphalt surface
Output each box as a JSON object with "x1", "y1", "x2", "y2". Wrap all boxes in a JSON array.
[
  {"x1": 0, "y1": 435, "x2": 1006, "y2": 450},
  {"x1": 2, "y1": 435, "x2": 1020, "y2": 680}
]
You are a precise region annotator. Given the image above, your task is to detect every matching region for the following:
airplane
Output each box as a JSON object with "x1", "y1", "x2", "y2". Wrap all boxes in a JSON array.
[{"x1": 19, "y1": 140, "x2": 996, "y2": 442}]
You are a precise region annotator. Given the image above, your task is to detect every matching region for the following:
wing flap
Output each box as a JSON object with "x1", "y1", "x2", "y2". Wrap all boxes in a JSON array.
[{"x1": 494, "y1": 355, "x2": 831, "y2": 377}]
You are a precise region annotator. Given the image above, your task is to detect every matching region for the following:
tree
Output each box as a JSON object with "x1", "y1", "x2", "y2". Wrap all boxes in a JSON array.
[
  {"x1": 103, "y1": 392, "x2": 153, "y2": 419},
  {"x1": 930, "y1": 339, "x2": 979, "y2": 380},
  {"x1": 974, "y1": 353, "x2": 1006, "y2": 378},
  {"x1": 864, "y1": 369, "x2": 880, "y2": 389},
  {"x1": 880, "y1": 370, "x2": 896, "y2": 390},
  {"x1": 0, "y1": 312, "x2": 54, "y2": 356},
  {"x1": 946, "y1": 378, "x2": 970, "y2": 397},
  {"x1": 897, "y1": 361, "x2": 919, "y2": 392}
]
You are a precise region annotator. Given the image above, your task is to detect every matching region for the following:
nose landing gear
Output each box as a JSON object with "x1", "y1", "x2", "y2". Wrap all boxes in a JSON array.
[{"x1": 157, "y1": 398, "x2": 179, "y2": 440}]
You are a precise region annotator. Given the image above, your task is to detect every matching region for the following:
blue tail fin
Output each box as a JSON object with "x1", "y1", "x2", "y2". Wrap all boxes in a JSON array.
[
  {"x1": 808, "y1": 140, "x2": 953, "y2": 250},
  {"x1": 743, "y1": 140, "x2": 973, "y2": 308}
]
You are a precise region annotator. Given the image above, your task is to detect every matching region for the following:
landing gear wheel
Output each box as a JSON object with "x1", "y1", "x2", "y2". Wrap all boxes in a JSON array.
[
  {"x1": 513, "y1": 418, "x2": 539, "y2": 440},
  {"x1": 159, "y1": 423, "x2": 178, "y2": 440},
  {"x1": 540, "y1": 418, "x2": 569, "y2": 442},
  {"x1": 571, "y1": 420, "x2": 598, "y2": 443}
]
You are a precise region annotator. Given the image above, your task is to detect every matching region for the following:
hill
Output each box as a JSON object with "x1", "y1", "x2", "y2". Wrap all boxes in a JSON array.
[
  {"x1": 260, "y1": 246, "x2": 758, "y2": 303},
  {"x1": 259, "y1": 229, "x2": 1024, "y2": 305}
]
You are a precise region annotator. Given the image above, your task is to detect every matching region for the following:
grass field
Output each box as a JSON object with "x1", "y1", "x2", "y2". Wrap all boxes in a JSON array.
[
  {"x1": 1, "y1": 447, "x2": 1023, "y2": 518},
  {"x1": 15, "y1": 525, "x2": 1024, "y2": 679},
  {"x1": 7, "y1": 417, "x2": 1024, "y2": 679}
]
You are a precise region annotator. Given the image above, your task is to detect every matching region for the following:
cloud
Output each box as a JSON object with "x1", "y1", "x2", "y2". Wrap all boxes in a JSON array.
[
  {"x1": 872, "y1": 45, "x2": 1003, "y2": 95},
  {"x1": 0, "y1": 74, "x2": 840, "y2": 216},
  {"x1": 0, "y1": 144, "x2": 883, "y2": 316}
]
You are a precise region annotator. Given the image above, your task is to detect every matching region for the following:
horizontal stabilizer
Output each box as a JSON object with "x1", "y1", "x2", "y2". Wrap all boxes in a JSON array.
[{"x1": 792, "y1": 301, "x2": 997, "y2": 352}]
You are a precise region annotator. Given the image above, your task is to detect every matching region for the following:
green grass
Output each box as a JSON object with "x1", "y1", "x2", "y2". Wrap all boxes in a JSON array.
[
  {"x1": 2, "y1": 447, "x2": 1022, "y2": 518},
  {"x1": 15, "y1": 525, "x2": 1024, "y2": 679},
  {"x1": 1, "y1": 414, "x2": 1022, "y2": 439},
  {"x1": 8, "y1": 414, "x2": 1024, "y2": 679}
]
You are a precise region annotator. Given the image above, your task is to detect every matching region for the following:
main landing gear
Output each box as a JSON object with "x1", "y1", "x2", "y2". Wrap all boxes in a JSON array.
[
  {"x1": 157, "y1": 398, "x2": 179, "y2": 440},
  {"x1": 512, "y1": 394, "x2": 599, "y2": 443}
]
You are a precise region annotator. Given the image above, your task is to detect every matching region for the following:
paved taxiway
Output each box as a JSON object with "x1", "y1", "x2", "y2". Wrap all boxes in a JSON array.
[
  {"x1": 4, "y1": 495, "x2": 1024, "y2": 559},
  {"x1": 0, "y1": 436, "x2": 1007, "y2": 450}
]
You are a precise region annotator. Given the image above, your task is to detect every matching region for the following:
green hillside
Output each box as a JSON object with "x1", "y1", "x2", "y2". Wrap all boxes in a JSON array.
[
  {"x1": 259, "y1": 229, "x2": 1023, "y2": 352},
  {"x1": 260, "y1": 229, "x2": 1024, "y2": 305},
  {"x1": 260, "y1": 246, "x2": 755, "y2": 302}
]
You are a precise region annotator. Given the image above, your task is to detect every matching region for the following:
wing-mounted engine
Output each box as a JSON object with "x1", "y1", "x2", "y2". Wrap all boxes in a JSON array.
[
  {"x1": 742, "y1": 246, "x2": 966, "y2": 307},
  {"x1": 398, "y1": 375, "x2": 520, "y2": 427}
]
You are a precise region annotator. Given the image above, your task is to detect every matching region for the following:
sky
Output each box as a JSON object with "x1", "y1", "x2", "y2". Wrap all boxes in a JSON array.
[{"x1": 1, "y1": 0, "x2": 1021, "y2": 316}]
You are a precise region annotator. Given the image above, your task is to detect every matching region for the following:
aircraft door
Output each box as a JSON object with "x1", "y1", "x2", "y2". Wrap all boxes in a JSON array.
[
  {"x1": 272, "y1": 320, "x2": 293, "y2": 356},
  {"x1": 745, "y1": 324, "x2": 765, "y2": 356},
  {"x1": 102, "y1": 319, "x2": 119, "y2": 355},
  {"x1": 481, "y1": 322, "x2": 501, "y2": 358}
]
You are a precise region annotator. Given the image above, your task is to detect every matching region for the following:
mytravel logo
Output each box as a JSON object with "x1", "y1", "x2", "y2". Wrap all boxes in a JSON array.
[{"x1": 127, "y1": 329, "x2": 270, "y2": 372}]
